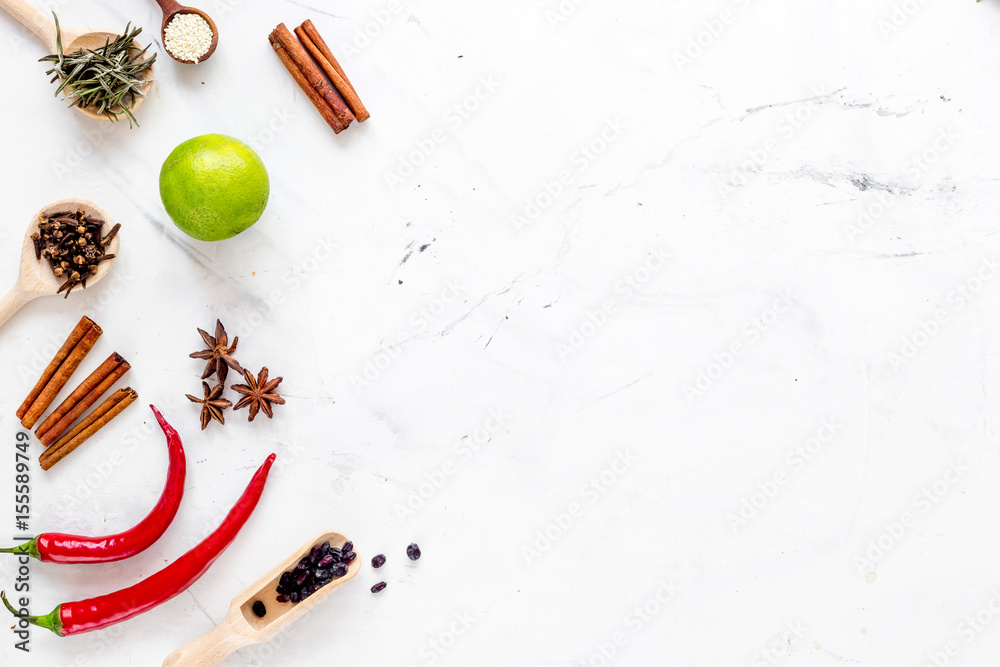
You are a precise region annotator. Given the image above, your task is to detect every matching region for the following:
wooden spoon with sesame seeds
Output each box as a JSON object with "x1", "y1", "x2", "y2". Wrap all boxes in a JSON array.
[
  {"x1": 162, "y1": 531, "x2": 359, "y2": 667},
  {"x1": 154, "y1": 0, "x2": 218, "y2": 64},
  {"x1": 0, "y1": 0, "x2": 154, "y2": 121},
  {"x1": 0, "y1": 198, "x2": 120, "y2": 330}
]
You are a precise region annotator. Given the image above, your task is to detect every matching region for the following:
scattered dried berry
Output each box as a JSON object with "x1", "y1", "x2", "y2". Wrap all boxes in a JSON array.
[
  {"x1": 252, "y1": 601, "x2": 266, "y2": 618},
  {"x1": 407, "y1": 543, "x2": 421, "y2": 561},
  {"x1": 371, "y1": 581, "x2": 387, "y2": 593},
  {"x1": 372, "y1": 554, "x2": 386, "y2": 568}
]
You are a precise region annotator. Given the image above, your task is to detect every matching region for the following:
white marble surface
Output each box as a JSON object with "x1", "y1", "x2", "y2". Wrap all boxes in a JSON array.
[{"x1": 2, "y1": 0, "x2": 1000, "y2": 665}]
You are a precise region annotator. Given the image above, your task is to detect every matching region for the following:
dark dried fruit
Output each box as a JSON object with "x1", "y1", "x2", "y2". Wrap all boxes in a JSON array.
[
  {"x1": 372, "y1": 554, "x2": 386, "y2": 568},
  {"x1": 343, "y1": 551, "x2": 357, "y2": 563},
  {"x1": 252, "y1": 601, "x2": 266, "y2": 618},
  {"x1": 371, "y1": 581, "x2": 387, "y2": 593},
  {"x1": 342, "y1": 541, "x2": 353, "y2": 552},
  {"x1": 276, "y1": 540, "x2": 355, "y2": 605},
  {"x1": 407, "y1": 543, "x2": 421, "y2": 560}
]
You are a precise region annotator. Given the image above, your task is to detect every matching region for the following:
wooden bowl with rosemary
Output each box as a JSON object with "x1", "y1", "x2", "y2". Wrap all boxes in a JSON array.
[
  {"x1": 0, "y1": 2, "x2": 155, "y2": 124},
  {"x1": 40, "y1": 16, "x2": 156, "y2": 126}
]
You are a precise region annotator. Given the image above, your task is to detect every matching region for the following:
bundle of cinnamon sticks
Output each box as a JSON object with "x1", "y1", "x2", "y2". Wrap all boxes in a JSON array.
[
  {"x1": 17, "y1": 317, "x2": 137, "y2": 470},
  {"x1": 269, "y1": 20, "x2": 369, "y2": 134}
]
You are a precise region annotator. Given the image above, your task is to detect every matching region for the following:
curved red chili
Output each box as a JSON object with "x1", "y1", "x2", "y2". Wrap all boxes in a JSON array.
[
  {"x1": 0, "y1": 405, "x2": 185, "y2": 564},
  {"x1": 1, "y1": 453, "x2": 276, "y2": 636}
]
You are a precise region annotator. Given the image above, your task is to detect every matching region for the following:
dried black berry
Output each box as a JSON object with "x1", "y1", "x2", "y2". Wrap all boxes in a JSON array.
[
  {"x1": 252, "y1": 601, "x2": 266, "y2": 618},
  {"x1": 276, "y1": 540, "x2": 357, "y2": 605},
  {"x1": 372, "y1": 554, "x2": 386, "y2": 568},
  {"x1": 371, "y1": 581, "x2": 387, "y2": 593},
  {"x1": 342, "y1": 541, "x2": 353, "y2": 552},
  {"x1": 407, "y1": 543, "x2": 421, "y2": 560}
]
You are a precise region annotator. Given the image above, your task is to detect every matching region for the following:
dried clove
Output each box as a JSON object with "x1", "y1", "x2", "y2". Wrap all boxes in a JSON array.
[{"x1": 36, "y1": 209, "x2": 118, "y2": 298}]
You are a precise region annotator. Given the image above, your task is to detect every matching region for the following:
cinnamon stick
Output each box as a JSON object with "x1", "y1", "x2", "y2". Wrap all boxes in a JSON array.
[
  {"x1": 269, "y1": 23, "x2": 354, "y2": 132},
  {"x1": 35, "y1": 352, "x2": 129, "y2": 445},
  {"x1": 19, "y1": 317, "x2": 102, "y2": 428},
  {"x1": 296, "y1": 20, "x2": 370, "y2": 122},
  {"x1": 269, "y1": 33, "x2": 344, "y2": 134},
  {"x1": 40, "y1": 388, "x2": 137, "y2": 471}
]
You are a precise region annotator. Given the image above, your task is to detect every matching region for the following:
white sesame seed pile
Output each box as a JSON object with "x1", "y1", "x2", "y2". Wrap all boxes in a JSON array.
[{"x1": 163, "y1": 13, "x2": 214, "y2": 63}]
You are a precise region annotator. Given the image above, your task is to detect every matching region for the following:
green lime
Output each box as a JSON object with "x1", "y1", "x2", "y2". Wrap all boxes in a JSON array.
[{"x1": 159, "y1": 134, "x2": 269, "y2": 242}]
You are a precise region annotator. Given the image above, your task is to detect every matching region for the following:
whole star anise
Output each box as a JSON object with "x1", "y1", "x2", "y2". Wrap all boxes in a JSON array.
[
  {"x1": 189, "y1": 319, "x2": 243, "y2": 381},
  {"x1": 232, "y1": 367, "x2": 285, "y2": 422},
  {"x1": 186, "y1": 381, "x2": 233, "y2": 430}
]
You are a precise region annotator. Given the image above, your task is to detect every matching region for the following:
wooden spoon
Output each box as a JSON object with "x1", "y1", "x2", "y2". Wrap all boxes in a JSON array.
[
  {"x1": 162, "y1": 531, "x2": 360, "y2": 667},
  {"x1": 154, "y1": 0, "x2": 218, "y2": 64},
  {"x1": 0, "y1": 0, "x2": 154, "y2": 122},
  {"x1": 0, "y1": 198, "x2": 120, "y2": 330}
]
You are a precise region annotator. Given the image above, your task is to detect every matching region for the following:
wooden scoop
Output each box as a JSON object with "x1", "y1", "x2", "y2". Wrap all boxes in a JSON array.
[
  {"x1": 0, "y1": 198, "x2": 119, "y2": 330},
  {"x1": 163, "y1": 531, "x2": 360, "y2": 667},
  {"x1": 0, "y1": 0, "x2": 154, "y2": 121}
]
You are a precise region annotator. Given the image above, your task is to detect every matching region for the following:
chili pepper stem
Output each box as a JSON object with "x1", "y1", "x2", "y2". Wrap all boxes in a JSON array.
[
  {"x1": 1, "y1": 591, "x2": 62, "y2": 636},
  {"x1": 0, "y1": 538, "x2": 41, "y2": 560}
]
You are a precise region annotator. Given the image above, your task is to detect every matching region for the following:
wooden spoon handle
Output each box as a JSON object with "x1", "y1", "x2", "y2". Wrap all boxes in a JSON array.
[
  {"x1": 0, "y1": 285, "x2": 35, "y2": 330},
  {"x1": 153, "y1": 0, "x2": 185, "y2": 19},
  {"x1": 162, "y1": 622, "x2": 255, "y2": 667},
  {"x1": 0, "y1": 0, "x2": 57, "y2": 51}
]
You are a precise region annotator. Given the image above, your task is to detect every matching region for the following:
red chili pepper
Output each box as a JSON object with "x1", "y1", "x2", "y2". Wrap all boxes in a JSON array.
[
  {"x1": 1, "y1": 452, "x2": 276, "y2": 636},
  {"x1": 1, "y1": 406, "x2": 185, "y2": 564}
]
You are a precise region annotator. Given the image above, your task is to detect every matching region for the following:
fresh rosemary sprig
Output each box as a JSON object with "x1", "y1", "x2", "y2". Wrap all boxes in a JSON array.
[{"x1": 38, "y1": 13, "x2": 156, "y2": 127}]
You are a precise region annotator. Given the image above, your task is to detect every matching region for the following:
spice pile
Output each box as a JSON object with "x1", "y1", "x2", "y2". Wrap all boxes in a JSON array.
[
  {"x1": 275, "y1": 540, "x2": 357, "y2": 604},
  {"x1": 40, "y1": 15, "x2": 155, "y2": 125},
  {"x1": 16, "y1": 317, "x2": 136, "y2": 470},
  {"x1": 268, "y1": 20, "x2": 369, "y2": 134},
  {"x1": 31, "y1": 209, "x2": 119, "y2": 298},
  {"x1": 186, "y1": 320, "x2": 285, "y2": 429},
  {"x1": 163, "y1": 13, "x2": 215, "y2": 63}
]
